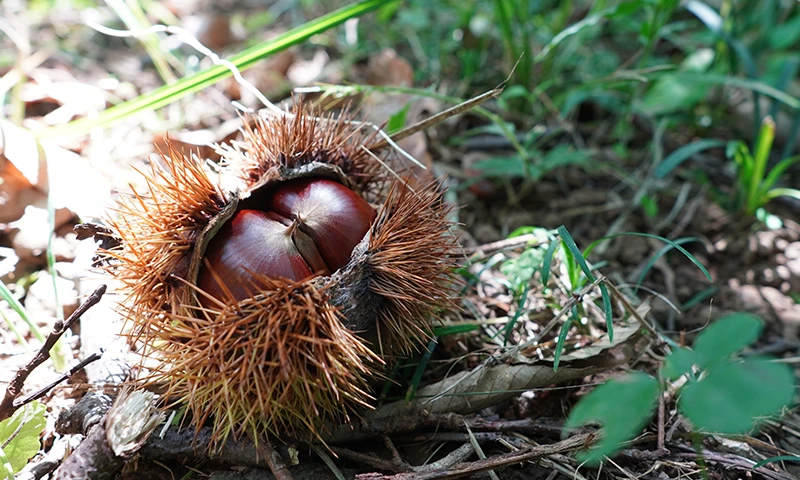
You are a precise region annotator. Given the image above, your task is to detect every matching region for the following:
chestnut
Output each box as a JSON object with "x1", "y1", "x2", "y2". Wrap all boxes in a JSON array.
[{"x1": 197, "y1": 178, "x2": 376, "y2": 303}]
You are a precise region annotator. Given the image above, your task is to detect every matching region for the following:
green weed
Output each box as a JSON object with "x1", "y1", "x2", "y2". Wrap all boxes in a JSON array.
[{"x1": 566, "y1": 313, "x2": 795, "y2": 464}]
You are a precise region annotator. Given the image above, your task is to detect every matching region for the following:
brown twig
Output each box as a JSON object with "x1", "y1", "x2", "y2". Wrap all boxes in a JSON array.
[
  {"x1": 0, "y1": 284, "x2": 107, "y2": 422},
  {"x1": 355, "y1": 433, "x2": 593, "y2": 480},
  {"x1": 368, "y1": 88, "x2": 503, "y2": 152},
  {"x1": 257, "y1": 439, "x2": 295, "y2": 480},
  {"x1": 14, "y1": 350, "x2": 105, "y2": 408}
]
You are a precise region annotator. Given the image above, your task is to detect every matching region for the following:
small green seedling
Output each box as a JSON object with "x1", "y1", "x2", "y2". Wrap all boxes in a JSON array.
[
  {"x1": 0, "y1": 401, "x2": 47, "y2": 480},
  {"x1": 727, "y1": 116, "x2": 800, "y2": 216},
  {"x1": 565, "y1": 313, "x2": 796, "y2": 464}
]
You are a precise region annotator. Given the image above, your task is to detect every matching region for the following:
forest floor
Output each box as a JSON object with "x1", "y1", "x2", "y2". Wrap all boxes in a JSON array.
[{"x1": 1, "y1": 1, "x2": 799, "y2": 479}]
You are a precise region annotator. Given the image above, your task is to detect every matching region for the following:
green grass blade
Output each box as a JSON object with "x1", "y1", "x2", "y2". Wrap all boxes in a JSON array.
[
  {"x1": 557, "y1": 225, "x2": 596, "y2": 282},
  {"x1": 0, "y1": 309, "x2": 30, "y2": 352},
  {"x1": 758, "y1": 155, "x2": 800, "y2": 200},
  {"x1": 405, "y1": 339, "x2": 437, "y2": 402},
  {"x1": 764, "y1": 188, "x2": 800, "y2": 202},
  {"x1": 40, "y1": 0, "x2": 394, "y2": 139},
  {"x1": 655, "y1": 139, "x2": 726, "y2": 179},
  {"x1": 635, "y1": 237, "x2": 702, "y2": 290},
  {"x1": 599, "y1": 283, "x2": 613, "y2": 341},
  {"x1": 0, "y1": 282, "x2": 45, "y2": 343},
  {"x1": 748, "y1": 117, "x2": 776, "y2": 213},
  {"x1": 553, "y1": 308, "x2": 576, "y2": 372},
  {"x1": 540, "y1": 237, "x2": 560, "y2": 287},
  {"x1": 587, "y1": 232, "x2": 712, "y2": 282},
  {"x1": 672, "y1": 73, "x2": 800, "y2": 111},
  {"x1": 753, "y1": 456, "x2": 800, "y2": 469}
]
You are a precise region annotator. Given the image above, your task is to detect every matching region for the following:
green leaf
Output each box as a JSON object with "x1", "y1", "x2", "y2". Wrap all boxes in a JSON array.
[
  {"x1": 405, "y1": 339, "x2": 437, "y2": 402},
  {"x1": 680, "y1": 358, "x2": 795, "y2": 434},
  {"x1": 552, "y1": 315, "x2": 573, "y2": 372},
  {"x1": 765, "y1": 188, "x2": 800, "y2": 202},
  {"x1": 565, "y1": 372, "x2": 660, "y2": 464},
  {"x1": 758, "y1": 155, "x2": 800, "y2": 199},
  {"x1": 637, "y1": 73, "x2": 712, "y2": 116},
  {"x1": 747, "y1": 117, "x2": 776, "y2": 213},
  {"x1": 692, "y1": 313, "x2": 762, "y2": 368},
  {"x1": 634, "y1": 237, "x2": 702, "y2": 290},
  {"x1": 0, "y1": 401, "x2": 47, "y2": 472},
  {"x1": 557, "y1": 225, "x2": 595, "y2": 282},
  {"x1": 41, "y1": 0, "x2": 394, "y2": 138},
  {"x1": 385, "y1": 102, "x2": 410, "y2": 134},
  {"x1": 662, "y1": 347, "x2": 698, "y2": 380},
  {"x1": 599, "y1": 283, "x2": 613, "y2": 342},
  {"x1": 655, "y1": 139, "x2": 726, "y2": 179},
  {"x1": 671, "y1": 72, "x2": 800, "y2": 111},
  {"x1": 540, "y1": 238, "x2": 560, "y2": 288},
  {"x1": 584, "y1": 232, "x2": 712, "y2": 283},
  {"x1": 639, "y1": 195, "x2": 659, "y2": 218}
]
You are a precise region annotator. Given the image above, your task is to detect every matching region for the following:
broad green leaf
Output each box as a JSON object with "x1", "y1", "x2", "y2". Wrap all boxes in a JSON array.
[
  {"x1": 692, "y1": 313, "x2": 762, "y2": 368},
  {"x1": 0, "y1": 401, "x2": 47, "y2": 472},
  {"x1": 662, "y1": 347, "x2": 698, "y2": 380},
  {"x1": 655, "y1": 139, "x2": 726, "y2": 179},
  {"x1": 637, "y1": 73, "x2": 711, "y2": 116},
  {"x1": 680, "y1": 358, "x2": 794, "y2": 434},
  {"x1": 565, "y1": 372, "x2": 660, "y2": 464}
]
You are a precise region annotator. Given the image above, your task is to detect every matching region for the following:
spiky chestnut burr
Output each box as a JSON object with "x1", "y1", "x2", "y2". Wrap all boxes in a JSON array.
[{"x1": 102, "y1": 106, "x2": 459, "y2": 449}]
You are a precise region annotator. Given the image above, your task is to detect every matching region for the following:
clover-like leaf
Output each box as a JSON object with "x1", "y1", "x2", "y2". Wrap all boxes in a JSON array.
[
  {"x1": 0, "y1": 401, "x2": 46, "y2": 473},
  {"x1": 662, "y1": 347, "x2": 698, "y2": 380},
  {"x1": 692, "y1": 313, "x2": 763, "y2": 368},
  {"x1": 565, "y1": 372, "x2": 660, "y2": 464},
  {"x1": 680, "y1": 357, "x2": 794, "y2": 434}
]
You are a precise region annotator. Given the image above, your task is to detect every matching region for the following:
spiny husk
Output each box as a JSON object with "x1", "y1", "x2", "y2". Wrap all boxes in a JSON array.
[
  {"x1": 366, "y1": 181, "x2": 461, "y2": 356},
  {"x1": 104, "y1": 144, "x2": 227, "y2": 343},
  {"x1": 103, "y1": 107, "x2": 461, "y2": 449},
  {"x1": 147, "y1": 277, "x2": 380, "y2": 449},
  {"x1": 218, "y1": 105, "x2": 384, "y2": 196}
]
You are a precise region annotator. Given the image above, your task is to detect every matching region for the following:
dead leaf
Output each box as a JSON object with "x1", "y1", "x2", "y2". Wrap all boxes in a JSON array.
[{"x1": 375, "y1": 325, "x2": 648, "y2": 417}]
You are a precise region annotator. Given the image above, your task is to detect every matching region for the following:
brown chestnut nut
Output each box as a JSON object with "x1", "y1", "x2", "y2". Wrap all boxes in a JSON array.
[{"x1": 197, "y1": 178, "x2": 375, "y2": 303}]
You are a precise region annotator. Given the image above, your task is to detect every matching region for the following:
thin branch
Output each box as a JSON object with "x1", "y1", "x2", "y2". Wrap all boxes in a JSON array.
[
  {"x1": 368, "y1": 88, "x2": 503, "y2": 152},
  {"x1": 13, "y1": 350, "x2": 105, "y2": 408},
  {"x1": 0, "y1": 285, "x2": 107, "y2": 422}
]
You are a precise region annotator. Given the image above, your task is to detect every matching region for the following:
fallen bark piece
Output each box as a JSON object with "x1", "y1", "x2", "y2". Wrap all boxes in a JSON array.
[{"x1": 53, "y1": 390, "x2": 163, "y2": 480}]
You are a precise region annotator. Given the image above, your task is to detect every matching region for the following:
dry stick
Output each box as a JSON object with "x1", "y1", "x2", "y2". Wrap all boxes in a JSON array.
[
  {"x1": 367, "y1": 88, "x2": 504, "y2": 152},
  {"x1": 463, "y1": 233, "x2": 544, "y2": 258},
  {"x1": 14, "y1": 350, "x2": 105, "y2": 408},
  {"x1": 0, "y1": 284, "x2": 107, "y2": 422},
  {"x1": 355, "y1": 433, "x2": 594, "y2": 480},
  {"x1": 256, "y1": 440, "x2": 294, "y2": 480}
]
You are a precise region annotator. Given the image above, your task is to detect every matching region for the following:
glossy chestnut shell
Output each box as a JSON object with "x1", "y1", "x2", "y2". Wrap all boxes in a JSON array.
[{"x1": 197, "y1": 178, "x2": 375, "y2": 303}]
